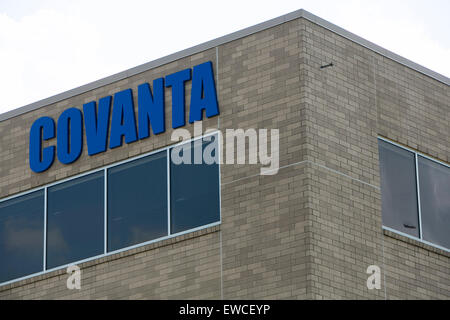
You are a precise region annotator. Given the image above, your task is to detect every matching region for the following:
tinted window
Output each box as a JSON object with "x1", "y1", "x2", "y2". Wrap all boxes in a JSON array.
[
  {"x1": 170, "y1": 135, "x2": 220, "y2": 234},
  {"x1": 0, "y1": 191, "x2": 44, "y2": 283},
  {"x1": 47, "y1": 172, "x2": 104, "y2": 269},
  {"x1": 418, "y1": 156, "x2": 450, "y2": 249},
  {"x1": 108, "y1": 151, "x2": 167, "y2": 252},
  {"x1": 378, "y1": 140, "x2": 419, "y2": 237}
]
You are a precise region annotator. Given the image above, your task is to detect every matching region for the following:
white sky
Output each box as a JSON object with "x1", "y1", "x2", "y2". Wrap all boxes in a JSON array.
[{"x1": 0, "y1": 0, "x2": 449, "y2": 114}]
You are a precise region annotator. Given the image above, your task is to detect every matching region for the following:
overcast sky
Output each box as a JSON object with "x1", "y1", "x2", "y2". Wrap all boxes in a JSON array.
[{"x1": 0, "y1": 0, "x2": 449, "y2": 114}]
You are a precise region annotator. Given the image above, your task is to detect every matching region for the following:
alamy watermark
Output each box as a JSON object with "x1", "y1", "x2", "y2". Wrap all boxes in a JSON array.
[
  {"x1": 66, "y1": 265, "x2": 81, "y2": 290},
  {"x1": 366, "y1": 265, "x2": 381, "y2": 290},
  {"x1": 170, "y1": 121, "x2": 279, "y2": 175}
]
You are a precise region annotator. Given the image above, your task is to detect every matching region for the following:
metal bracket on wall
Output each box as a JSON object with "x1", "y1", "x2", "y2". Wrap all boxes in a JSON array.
[{"x1": 320, "y1": 62, "x2": 334, "y2": 69}]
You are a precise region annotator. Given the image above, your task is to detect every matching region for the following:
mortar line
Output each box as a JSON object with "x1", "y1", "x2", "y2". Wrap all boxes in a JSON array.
[
  {"x1": 371, "y1": 53, "x2": 387, "y2": 301},
  {"x1": 222, "y1": 160, "x2": 380, "y2": 190}
]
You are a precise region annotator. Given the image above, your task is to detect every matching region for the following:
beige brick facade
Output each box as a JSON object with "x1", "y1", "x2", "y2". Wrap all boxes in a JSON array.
[{"x1": 0, "y1": 10, "x2": 448, "y2": 299}]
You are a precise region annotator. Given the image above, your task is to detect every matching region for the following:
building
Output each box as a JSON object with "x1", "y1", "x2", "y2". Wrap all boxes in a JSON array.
[{"x1": 0, "y1": 9, "x2": 448, "y2": 300}]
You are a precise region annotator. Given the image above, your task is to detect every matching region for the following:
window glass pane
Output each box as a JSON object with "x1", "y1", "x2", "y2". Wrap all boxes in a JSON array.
[
  {"x1": 418, "y1": 156, "x2": 450, "y2": 249},
  {"x1": 0, "y1": 191, "x2": 44, "y2": 283},
  {"x1": 47, "y1": 172, "x2": 104, "y2": 269},
  {"x1": 378, "y1": 140, "x2": 419, "y2": 237},
  {"x1": 108, "y1": 151, "x2": 167, "y2": 252},
  {"x1": 170, "y1": 135, "x2": 220, "y2": 234}
]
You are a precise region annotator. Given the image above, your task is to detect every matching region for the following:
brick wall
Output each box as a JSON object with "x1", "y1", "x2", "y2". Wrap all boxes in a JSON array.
[
  {"x1": 301, "y1": 18, "x2": 449, "y2": 299},
  {"x1": 0, "y1": 14, "x2": 448, "y2": 299}
]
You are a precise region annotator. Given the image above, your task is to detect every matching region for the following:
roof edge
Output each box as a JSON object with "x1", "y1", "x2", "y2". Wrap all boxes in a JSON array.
[
  {"x1": 1, "y1": 9, "x2": 448, "y2": 122},
  {"x1": 301, "y1": 10, "x2": 449, "y2": 85}
]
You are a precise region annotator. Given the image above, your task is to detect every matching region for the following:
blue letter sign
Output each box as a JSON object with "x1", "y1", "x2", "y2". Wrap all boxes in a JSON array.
[
  {"x1": 29, "y1": 117, "x2": 55, "y2": 173},
  {"x1": 138, "y1": 78, "x2": 165, "y2": 139},
  {"x1": 109, "y1": 89, "x2": 138, "y2": 149},
  {"x1": 57, "y1": 108, "x2": 83, "y2": 164},
  {"x1": 189, "y1": 61, "x2": 219, "y2": 123},
  {"x1": 165, "y1": 68, "x2": 191, "y2": 129},
  {"x1": 29, "y1": 61, "x2": 219, "y2": 173},
  {"x1": 83, "y1": 96, "x2": 112, "y2": 156}
]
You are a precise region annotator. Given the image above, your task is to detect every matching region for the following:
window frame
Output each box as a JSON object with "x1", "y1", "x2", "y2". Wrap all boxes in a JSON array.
[
  {"x1": 0, "y1": 131, "x2": 221, "y2": 286},
  {"x1": 106, "y1": 150, "x2": 169, "y2": 252},
  {"x1": 169, "y1": 136, "x2": 222, "y2": 234},
  {"x1": 378, "y1": 136, "x2": 450, "y2": 253},
  {"x1": 0, "y1": 189, "x2": 45, "y2": 283},
  {"x1": 46, "y1": 170, "x2": 105, "y2": 269}
]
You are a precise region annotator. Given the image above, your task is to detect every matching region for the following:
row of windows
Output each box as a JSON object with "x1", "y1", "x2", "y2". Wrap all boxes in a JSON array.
[
  {"x1": 0, "y1": 135, "x2": 220, "y2": 284},
  {"x1": 378, "y1": 138, "x2": 450, "y2": 250}
]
